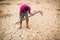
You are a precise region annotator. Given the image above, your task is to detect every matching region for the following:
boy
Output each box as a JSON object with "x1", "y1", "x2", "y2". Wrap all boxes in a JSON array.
[{"x1": 19, "y1": 4, "x2": 32, "y2": 29}]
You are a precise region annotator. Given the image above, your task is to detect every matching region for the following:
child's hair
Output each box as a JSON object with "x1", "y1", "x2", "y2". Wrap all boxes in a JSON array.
[{"x1": 24, "y1": 6, "x2": 28, "y2": 11}]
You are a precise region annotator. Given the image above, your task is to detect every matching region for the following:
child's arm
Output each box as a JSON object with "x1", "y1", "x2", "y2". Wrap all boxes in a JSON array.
[{"x1": 29, "y1": 10, "x2": 33, "y2": 15}]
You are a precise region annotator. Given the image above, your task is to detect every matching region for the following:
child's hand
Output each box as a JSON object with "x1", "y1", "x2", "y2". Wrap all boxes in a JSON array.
[
  {"x1": 29, "y1": 13, "x2": 32, "y2": 15},
  {"x1": 30, "y1": 13, "x2": 33, "y2": 15}
]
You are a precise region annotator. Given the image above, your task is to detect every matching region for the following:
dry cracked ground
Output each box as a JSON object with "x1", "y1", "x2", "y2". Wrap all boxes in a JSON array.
[{"x1": 0, "y1": 0, "x2": 60, "y2": 40}]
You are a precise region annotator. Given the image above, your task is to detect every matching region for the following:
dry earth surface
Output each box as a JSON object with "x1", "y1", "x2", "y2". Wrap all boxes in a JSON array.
[{"x1": 0, "y1": 0, "x2": 60, "y2": 40}]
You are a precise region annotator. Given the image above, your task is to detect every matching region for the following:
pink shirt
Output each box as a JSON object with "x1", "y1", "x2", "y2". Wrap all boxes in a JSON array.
[{"x1": 20, "y1": 4, "x2": 31, "y2": 15}]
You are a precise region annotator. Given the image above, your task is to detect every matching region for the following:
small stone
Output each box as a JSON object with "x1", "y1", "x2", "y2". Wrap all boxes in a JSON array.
[
  {"x1": 57, "y1": 9, "x2": 60, "y2": 11},
  {"x1": 33, "y1": 33, "x2": 35, "y2": 36},
  {"x1": 19, "y1": 35, "x2": 21, "y2": 37}
]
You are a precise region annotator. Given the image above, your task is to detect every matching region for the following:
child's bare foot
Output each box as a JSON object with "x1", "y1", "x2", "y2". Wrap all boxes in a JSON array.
[
  {"x1": 19, "y1": 27, "x2": 22, "y2": 29},
  {"x1": 26, "y1": 27, "x2": 30, "y2": 29}
]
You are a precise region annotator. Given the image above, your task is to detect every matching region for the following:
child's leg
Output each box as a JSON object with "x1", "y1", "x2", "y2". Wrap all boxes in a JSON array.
[
  {"x1": 19, "y1": 13, "x2": 24, "y2": 29},
  {"x1": 24, "y1": 12, "x2": 30, "y2": 28},
  {"x1": 26, "y1": 18, "x2": 29, "y2": 28},
  {"x1": 20, "y1": 19, "x2": 22, "y2": 29}
]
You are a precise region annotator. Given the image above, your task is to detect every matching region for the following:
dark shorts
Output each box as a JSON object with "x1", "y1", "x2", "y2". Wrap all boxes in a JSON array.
[{"x1": 20, "y1": 12, "x2": 28, "y2": 20}]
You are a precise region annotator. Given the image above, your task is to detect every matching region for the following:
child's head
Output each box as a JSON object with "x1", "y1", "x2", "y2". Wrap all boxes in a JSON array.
[{"x1": 24, "y1": 6, "x2": 28, "y2": 11}]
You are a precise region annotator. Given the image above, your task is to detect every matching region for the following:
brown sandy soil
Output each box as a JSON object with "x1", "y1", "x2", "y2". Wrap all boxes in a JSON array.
[{"x1": 0, "y1": 0, "x2": 60, "y2": 40}]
